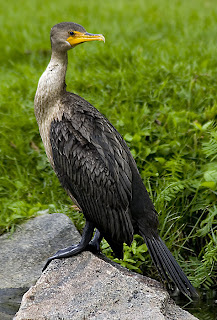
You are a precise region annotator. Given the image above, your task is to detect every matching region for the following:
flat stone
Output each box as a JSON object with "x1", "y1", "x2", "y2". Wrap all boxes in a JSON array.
[
  {"x1": 15, "y1": 251, "x2": 198, "y2": 320},
  {"x1": 0, "y1": 213, "x2": 81, "y2": 318}
]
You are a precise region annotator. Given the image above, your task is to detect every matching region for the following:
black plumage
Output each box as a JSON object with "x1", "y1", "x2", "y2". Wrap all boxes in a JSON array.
[
  {"x1": 50, "y1": 94, "x2": 134, "y2": 247},
  {"x1": 34, "y1": 22, "x2": 197, "y2": 298}
]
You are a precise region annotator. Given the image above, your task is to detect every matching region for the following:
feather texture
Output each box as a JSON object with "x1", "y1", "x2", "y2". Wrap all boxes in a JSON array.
[{"x1": 50, "y1": 92, "x2": 134, "y2": 247}]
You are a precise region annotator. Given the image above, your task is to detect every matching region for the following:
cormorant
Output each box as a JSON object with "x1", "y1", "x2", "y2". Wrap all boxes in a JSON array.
[{"x1": 34, "y1": 22, "x2": 197, "y2": 297}]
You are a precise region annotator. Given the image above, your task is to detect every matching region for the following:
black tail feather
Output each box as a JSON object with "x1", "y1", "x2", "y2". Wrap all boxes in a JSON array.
[
  {"x1": 141, "y1": 233, "x2": 197, "y2": 298},
  {"x1": 145, "y1": 235, "x2": 170, "y2": 283}
]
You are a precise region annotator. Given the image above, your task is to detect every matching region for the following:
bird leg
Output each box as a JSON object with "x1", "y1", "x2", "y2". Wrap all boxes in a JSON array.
[
  {"x1": 86, "y1": 229, "x2": 103, "y2": 253},
  {"x1": 42, "y1": 220, "x2": 95, "y2": 271}
]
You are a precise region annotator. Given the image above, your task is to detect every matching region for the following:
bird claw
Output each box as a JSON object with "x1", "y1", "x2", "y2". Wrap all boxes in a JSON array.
[
  {"x1": 42, "y1": 224, "x2": 101, "y2": 272},
  {"x1": 86, "y1": 241, "x2": 100, "y2": 253},
  {"x1": 42, "y1": 257, "x2": 53, "y2": 272},
  {"x1": 42, "y1": 244, "x2": 77, "y2": 272}
]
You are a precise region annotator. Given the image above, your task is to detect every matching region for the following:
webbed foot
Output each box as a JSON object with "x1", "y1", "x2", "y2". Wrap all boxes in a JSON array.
[{"x1": 42, "y1": 221, "x2": 95, "y2": 271}]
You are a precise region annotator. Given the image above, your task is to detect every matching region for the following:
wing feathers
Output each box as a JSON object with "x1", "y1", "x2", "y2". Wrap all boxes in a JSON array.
[{"x1": 50, "y1": 110, "x2": 134, "y2": 246}]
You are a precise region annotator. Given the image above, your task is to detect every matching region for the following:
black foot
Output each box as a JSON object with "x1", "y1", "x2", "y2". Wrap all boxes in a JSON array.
[
  {"x1": 42, "y1": 221, "x2": 95, "y2": 272},
  {"x1": 87, "y1": 242, "x2": 100, "y2": 253},
  {"x1": 86, "y1": 229, "x2": 102, "y2": 253},
  {"x1": 42, "y1": 245, "x2": 77, "y2": 271}
]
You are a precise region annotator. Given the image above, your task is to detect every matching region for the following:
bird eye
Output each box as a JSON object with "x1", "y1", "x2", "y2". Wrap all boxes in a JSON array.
[{"x1": 69, "y1": 31, "x2": 74, "y2": 36}]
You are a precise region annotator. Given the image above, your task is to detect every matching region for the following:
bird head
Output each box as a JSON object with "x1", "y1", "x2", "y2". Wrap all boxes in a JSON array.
[{"x1": 50, "y1": 22, "x2": 105, "y2": 52}]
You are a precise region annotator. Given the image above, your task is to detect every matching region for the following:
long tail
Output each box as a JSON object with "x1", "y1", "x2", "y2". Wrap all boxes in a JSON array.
[{"x1": 141, "y1": 232, "x2": 197, "y2": 298}]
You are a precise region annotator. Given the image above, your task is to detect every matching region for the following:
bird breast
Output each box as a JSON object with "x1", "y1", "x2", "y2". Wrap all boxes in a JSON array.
[
  {"x1": 36, "y1": 101, "x2": 64, "y2": 168},
  {"x1": 34, "y1": 59, "x2": 68, "y2": 167}
]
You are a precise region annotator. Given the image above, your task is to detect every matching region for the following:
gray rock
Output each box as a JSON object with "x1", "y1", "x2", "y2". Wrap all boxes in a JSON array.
[
  {"x1": 15, "y1": 251, "x2": 198, "y2": 320},
  {"x1": 0, "y1": 213, "x2": 81, "y2": 319}
]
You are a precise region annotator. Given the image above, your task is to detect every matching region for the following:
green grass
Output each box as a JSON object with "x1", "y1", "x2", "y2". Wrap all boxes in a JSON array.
[{"x1": 0, "y1": 0, "x2": 217, "y2": 292}]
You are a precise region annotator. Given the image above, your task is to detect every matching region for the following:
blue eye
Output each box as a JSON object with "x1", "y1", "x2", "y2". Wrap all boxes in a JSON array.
[{"x1": 70, "y1": 31, "x2": 74, "y2": 36}]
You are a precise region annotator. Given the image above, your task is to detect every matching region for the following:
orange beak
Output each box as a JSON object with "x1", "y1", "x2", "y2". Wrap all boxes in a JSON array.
[{"x1": 67, "y1": 31, "x2": 105, "y2": 47}]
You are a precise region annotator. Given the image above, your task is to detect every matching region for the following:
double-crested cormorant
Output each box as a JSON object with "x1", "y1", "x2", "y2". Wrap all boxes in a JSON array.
[{"x1": 34, "y1": 22, "x2": 196, "y2": 297}]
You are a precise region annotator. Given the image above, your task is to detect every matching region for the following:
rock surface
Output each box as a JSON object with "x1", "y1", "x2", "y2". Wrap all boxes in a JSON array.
[
  {"x1": 0, "y1": 213, "x2": 198, "y2": 320},
  {"x1": 15, "y1": 251, "x2": 198, "y2": 320},
  {"x1": 0, "y1": 213, "x2": 81, "y2": 319}
]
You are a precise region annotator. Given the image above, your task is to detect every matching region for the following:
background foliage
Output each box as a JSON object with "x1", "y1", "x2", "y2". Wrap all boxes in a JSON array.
[{"x1": 0, "y1": 0, "x2": 217, "y2": 305}]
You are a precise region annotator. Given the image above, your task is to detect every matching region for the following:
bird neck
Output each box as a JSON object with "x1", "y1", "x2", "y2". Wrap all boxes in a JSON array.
[
  {"x1": 44, "y1": 50, "x2": 68, "y2": 95},
  {"x1": 34, "y1": 50, "x2": 68, "y2": 123}
]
